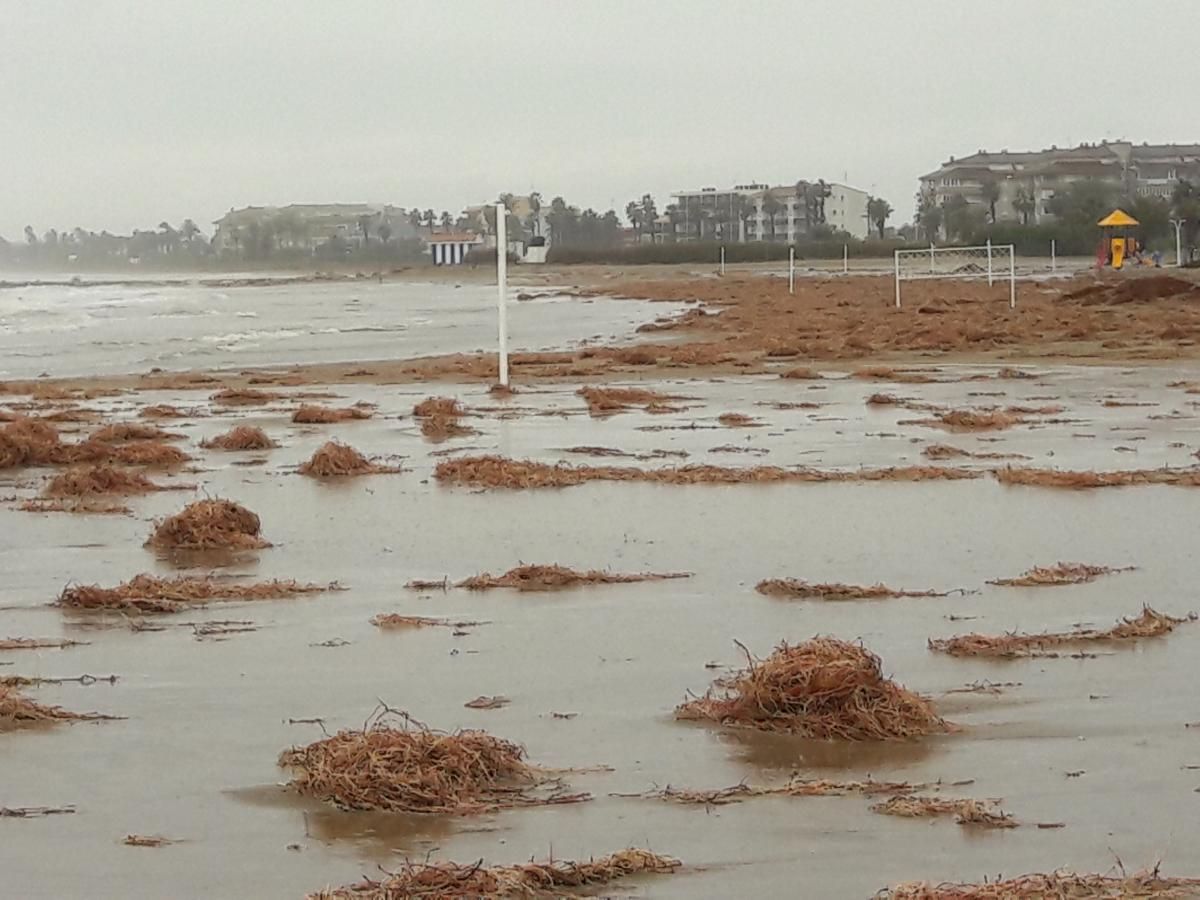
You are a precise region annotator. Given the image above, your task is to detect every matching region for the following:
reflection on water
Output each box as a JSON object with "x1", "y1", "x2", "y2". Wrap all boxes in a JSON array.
[
  {"x1": 716, "y1": 726, "x2": 942, "y2": 772},
  {"x1": 227, "y1": 784, "x2": 465, "y2": 859}
]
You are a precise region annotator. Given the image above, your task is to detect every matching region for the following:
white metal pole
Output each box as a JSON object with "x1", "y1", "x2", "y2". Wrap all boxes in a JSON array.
[
  {"x1": 1051, "y1": 239, "x2": 1057, "y2": 274},
  {"x1": 496, "y1": 203, "x2": 509, "y2": 387},
  {"x1": 1008, "y1": 245, "x2": 1015, "y2": 309},
  {"x1": 894, "y1": 251, "x2": 901, "y2": 308},
  {"x1": 842, "y1": 243, "x2": 848, "y2": 275},
  {"x1": 986, "y1": 238, "x2": 994, "y2": 286},
  {"x1": 929, "y1": 243, "x2": 935, "y2": 274},
  {"x1": 720, "y1": 245, "x2": 725, "y2": 275},
  {"x1": 1173, "y1": 220, "x2": 1184, "y2": 267},
  {"x1": 788, "y1": 247, "x2": 795, "y2": 294}
]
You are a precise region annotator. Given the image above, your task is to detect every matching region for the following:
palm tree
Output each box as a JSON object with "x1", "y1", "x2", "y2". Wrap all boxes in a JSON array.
[
  {"x1": 640, "y1": 194, "x2": 658, "y2": 242},
  {"x1": 528, "y1": 192, "x2": 542, "y2": 236},
  {"x1": 761, "y1": 194, "x2": 783, "y2": 241},
  {"x1": 979, "y1": 177, "x2": 1001, "y2": 224},
  {"x1": 625, "y1": 201, "x2": 644, "y2": 241},
  {"x1": 916, "y1": 193, "x2": 942, "y2": 242},
  {"x1": 440, "y1": 211, "x2": 453, "y2": 230},
  {"x1": 357, "y1": 215, "x2": 373, "y2": 246},
  {"x1": 422, "y1": 209, "x2": 436, "y2": 231},
  {"x1": 408, "y1": 209, "x2": 422, "y2": 230},
  {"x1": 866, "y1": 197, "x2": 893, "y2": 239},
  {"x1": 664, "y1": 204, "x2": 683, "y2": 242},
  {"x1": 377, "y1": 222, "x2": 393, "y2": 244}
]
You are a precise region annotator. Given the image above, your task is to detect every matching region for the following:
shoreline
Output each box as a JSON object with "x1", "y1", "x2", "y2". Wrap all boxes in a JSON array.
[{"x1": 4, "y1": 267, "x2": 1200, "y2": 396}]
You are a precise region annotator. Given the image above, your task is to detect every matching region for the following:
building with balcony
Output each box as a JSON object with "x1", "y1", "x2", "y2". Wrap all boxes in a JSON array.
[
  {"x1": 919, "y1": 141, "x2": 1200, "y2": 224},
  {"x1": 669, "y1": 180, "x2": 871, "y2": 242}
]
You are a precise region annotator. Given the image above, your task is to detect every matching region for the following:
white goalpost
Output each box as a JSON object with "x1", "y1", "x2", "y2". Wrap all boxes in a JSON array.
[{"x1": 894, "y1": 243, "x2": 1016, "y2": 309}]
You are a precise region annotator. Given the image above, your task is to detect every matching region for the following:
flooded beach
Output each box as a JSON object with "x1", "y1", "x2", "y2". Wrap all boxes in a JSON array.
[
  {"x1": 4, "y1": 360, "x2": 1200, "y2": 897},
  {"x1": 0, "y1": 278, "x2": 685, "y2": 379}
]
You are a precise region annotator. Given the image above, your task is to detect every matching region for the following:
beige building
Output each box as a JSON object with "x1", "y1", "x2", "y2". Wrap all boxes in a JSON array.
[{"x1": 919, "y1": 141, "x2": 1200, "y2": 224}]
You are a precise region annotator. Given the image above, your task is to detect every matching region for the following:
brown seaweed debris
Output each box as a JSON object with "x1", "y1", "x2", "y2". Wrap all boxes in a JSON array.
[
  {"x1": 43, "y1": 464, "x2": 182, "y2": 497},
  {"x1": 871, "y1": 795, "x2": 1018, "y2": 828},
  {"x1": 370, "y1": 614, "x2": 484, "y2": 629},
  {"x1": 878, "y1": 866, "x2": 1200, "y2": 899},
  {"x1": 434, "y1": 455, "x2": 981, "y2": 489},
  {"x1": 292, "y1": 404, "x2": 373, "y2": 424},
  {"x1": 464, "y1": 695, "x2": 510, "y2": 710},
  {"x1": 716, "y1": 412, "x2": 760, "y2": 427},
  {"x1": 919, "y1": 409, "x2": 1025, "y2": 431},
  {"x1": 306, "y1": 848, "x2": 679, "y2": 900},
  {"x1": 58, "y1": 575, "x2": 336, "y2": 614},
  {"x1": 853, "y1": 366, "x2": 937, "y2": 384},
  {"x1": 866, "y1": 393, "x2": 903, "y2": 406},
  {"x1": 298, "y1": 441, "x2": 401, "y2": 478},
  {"x1": 618, "y1": 777, "x2": 974, "y2": 806},
  {"x1": 922, "y1": 444, "x2": 1029, "y2": 461},
  {"x1": 210, "y1": 388, "x2": 282, "y2": 406},
  {"x1": 928, "y1": 605, "x2": 1193, "y2": 659},
  {"x1": 413, "y1": 397, "x2": 478, "y2": 440},
  {"x1": 201, "y1": 426, "x2": 278, "y2": 451},
  {"x1": 577, "y1": 386, "x2": 678, "y2": 416},
  {"x1": 0, "y1": 417, "x2": 63, "y2": 468},
  {"x1": 457, "y1": 564, "x2": 691, "y2": 592},
  {"x1": 146, "y1": 499, "x2": 269, "y2": 550},
  {"x1": 122, "y1": 834, "x2": 178, "y2": 848},
  {"x1": 138, "y1": 404, "x2": 188, "y2": 419},
  {"x1": 996, "y1": 367, "x2": 1036, "y2": 379},
  {"x1": 780, "y1": 366, "x2": 822, "y2": 380},
  {"x1": 278, "y1": 708, "x2": 589, "y2": 814},
  {"x1": 0, "y1": 685, "x2": 114, "y2": 729},
  {"x1": 88, "y1": 423, "x2": 182, "y2": 444},
  {"x1": 0, "y1": 637, "x2": 85, "y2": 651},
  {"x1": 994, "y1": 466, "x2": 1200, "y2": 488},
  {"x1": 989, "y1": 562, "x2": 1135, "y2": 587},
  {"x1": 413, "y1": 396, "x2": 465, "y2": 418},
  {"x1": 676, "y1": 638, "x2": 948, "y2": 740},
  {"x1": 755, "y1": 580, "x2": 951, "y2": 600}
]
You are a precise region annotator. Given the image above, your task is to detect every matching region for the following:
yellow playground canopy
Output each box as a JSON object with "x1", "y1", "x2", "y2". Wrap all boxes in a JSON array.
[{"x1": 1098, "y1": 209, "x2": 1139, "y2": 228}]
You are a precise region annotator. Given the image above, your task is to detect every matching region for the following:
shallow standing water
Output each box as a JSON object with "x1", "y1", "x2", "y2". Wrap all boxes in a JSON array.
[
  {"x1": 0, "y1": 279, "x2": 684, "y2": 379},
  {"x1": 3, "y1": 365, "x2": 1200, "y2": 898}
]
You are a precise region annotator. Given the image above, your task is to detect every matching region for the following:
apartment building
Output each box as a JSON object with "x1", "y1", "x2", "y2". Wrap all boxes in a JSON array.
[
  {"x1": 919, "y1": 141, "x2": 1200, "y2": 224},
  {"x1": 669, "y1": 180, "x2": 871, "y2": 242}
]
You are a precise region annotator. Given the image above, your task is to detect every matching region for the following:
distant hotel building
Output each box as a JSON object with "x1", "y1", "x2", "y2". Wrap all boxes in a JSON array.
[
  {"x1": 919, "y1": 141, "x2": 1200, "y2": 224},
  {"x1": 668, "y1": 181, "x2": 871, "y2": 242}
]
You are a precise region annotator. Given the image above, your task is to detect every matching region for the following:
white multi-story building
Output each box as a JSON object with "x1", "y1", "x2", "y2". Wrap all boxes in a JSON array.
[{"x1": 669, "y1": 180, "x2": 871, "y2": 242}]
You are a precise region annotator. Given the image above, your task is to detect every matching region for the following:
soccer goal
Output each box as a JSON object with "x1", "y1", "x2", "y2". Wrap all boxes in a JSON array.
[{"x1": 893, "y1": 243, "x2": 1015, "y2": 309}]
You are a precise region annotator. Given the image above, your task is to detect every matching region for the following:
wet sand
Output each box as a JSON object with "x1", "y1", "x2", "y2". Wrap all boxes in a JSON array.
[{"x1": 4, "y1": 365, "x2": 1200, "y2": 897}]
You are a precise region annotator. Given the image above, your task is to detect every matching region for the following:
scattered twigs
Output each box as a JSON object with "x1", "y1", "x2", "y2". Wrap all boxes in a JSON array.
[
  {"x1": 755, "y1": 580, "x2": 960, "y2": 600},
  {"x1": 0, "y1": 806, "x2": 76, "y2": 818},
  {"x1": 305, "y1": 848, "x2": 680, "y2": 900},
  {"x1": 435, "y1": 456, "x2": 981, "y2": 489},
  {"x1": 457, "y1": 564, "x2": 691, "y2": 592},
  {"x1": 871, "y1": 794, "x2": 1018, "y2": 828},
  {"x1": 929, "y1": 605, "x2": 1194, "y2": 659},
  {"x1": 988, "y1": 562, "x2": 1135, "y2": 587}
]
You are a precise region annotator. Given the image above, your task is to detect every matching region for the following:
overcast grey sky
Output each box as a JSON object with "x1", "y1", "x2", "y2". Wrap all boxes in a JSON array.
[{"x1": 1, "y1": 0, "x2": 1196, "y2": 239}]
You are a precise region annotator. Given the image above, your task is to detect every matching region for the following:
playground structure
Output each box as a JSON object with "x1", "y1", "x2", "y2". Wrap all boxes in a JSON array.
[{"x1": 1097, "y1": 209, "x2": 1142, "y2": 269}]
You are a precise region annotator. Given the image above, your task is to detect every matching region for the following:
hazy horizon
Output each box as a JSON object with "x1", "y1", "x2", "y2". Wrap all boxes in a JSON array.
[{"x1": 2, "y1": 0, "x2": 1197, "y2": 241}]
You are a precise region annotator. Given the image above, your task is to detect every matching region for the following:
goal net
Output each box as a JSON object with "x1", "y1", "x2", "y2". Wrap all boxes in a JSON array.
[{"x1": 893, "y1": 244, "x2": 1015, "y2": 308}]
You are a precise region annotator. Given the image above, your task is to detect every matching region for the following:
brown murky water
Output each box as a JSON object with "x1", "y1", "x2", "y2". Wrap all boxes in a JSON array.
[{"x1": 4, "y1": 365, "x2": 1200, "y2": 898}]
